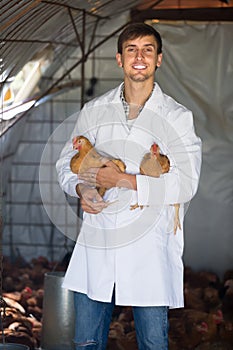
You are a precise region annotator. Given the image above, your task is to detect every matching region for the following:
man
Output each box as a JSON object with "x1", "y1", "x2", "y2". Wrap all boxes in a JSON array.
[{"x1": 56, "y1": 23, "x2": 202, "y2": 350}]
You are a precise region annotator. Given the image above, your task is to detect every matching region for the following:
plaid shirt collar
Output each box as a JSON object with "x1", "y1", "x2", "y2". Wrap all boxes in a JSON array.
[
  {"x1": 120, "y1": 85, "x2": 130, "y2": 118},
  {"x1": 120, "y1": 84, "x2": 154, "y2": 119}
]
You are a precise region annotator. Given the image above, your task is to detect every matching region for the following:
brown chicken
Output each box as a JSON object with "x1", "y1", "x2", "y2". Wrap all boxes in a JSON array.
[
  {"x1": 131, "y1": 143, "x2": 181, "y2": 234},
  {"x1": 140, "y1": 143, "x2": 170, "y2": 176},
  {"x1": 70, "y1": 135, "x2": 126, "y2": 197}
]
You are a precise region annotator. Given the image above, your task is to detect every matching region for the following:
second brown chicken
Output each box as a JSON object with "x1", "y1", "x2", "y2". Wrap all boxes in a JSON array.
[{"x1": 131, "y1": 143, "x2": 181, "y2": 234}]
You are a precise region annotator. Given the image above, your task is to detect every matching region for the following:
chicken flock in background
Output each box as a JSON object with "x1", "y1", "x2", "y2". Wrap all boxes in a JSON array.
[
  {"x1": 71, "y1": 136, "x2": 180, "y2": 234},
  {"x1": 0, "y1": 256, "x2": 233, "y2": 349}
]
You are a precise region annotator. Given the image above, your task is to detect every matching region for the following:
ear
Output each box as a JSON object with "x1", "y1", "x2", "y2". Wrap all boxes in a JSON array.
[
  {"x1": 116, "y1": 53, "x2": 123, "y2": 67},
  {"x1": 156, "y1": 53, "x2": 163, "y2": 68}
]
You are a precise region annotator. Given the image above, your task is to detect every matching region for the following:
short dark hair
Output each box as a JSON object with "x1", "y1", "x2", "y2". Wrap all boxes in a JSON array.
[{"x1": 117, "y1": 23, "x2": 162, "y2": 55}]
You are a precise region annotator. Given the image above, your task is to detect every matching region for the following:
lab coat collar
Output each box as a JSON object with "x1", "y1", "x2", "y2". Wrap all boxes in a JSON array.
[{"x1": 110, "y1": 82, "x2": 165, "y2": 113}]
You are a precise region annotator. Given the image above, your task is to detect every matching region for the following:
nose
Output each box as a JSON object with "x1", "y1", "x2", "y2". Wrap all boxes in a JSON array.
[{"x1": 136, "y1": 49, "x2": 143, "y2": 60}]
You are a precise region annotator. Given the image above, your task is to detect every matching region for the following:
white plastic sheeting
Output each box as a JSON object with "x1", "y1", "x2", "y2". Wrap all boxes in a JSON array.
[
  {"x1": 154, "y1": 22, "x2": 233, "y2": 276},
  {"x1": 2, "y1": 20, "x2": 233, "y2": 275}
]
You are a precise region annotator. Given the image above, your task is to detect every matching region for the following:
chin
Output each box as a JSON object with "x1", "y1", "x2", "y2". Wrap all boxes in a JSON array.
[{"x1": 130, "y1": 75, "x2": 150, "y2": 82}]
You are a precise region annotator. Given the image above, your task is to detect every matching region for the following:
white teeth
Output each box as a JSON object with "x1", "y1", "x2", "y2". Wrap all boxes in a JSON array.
[{"x1": 133, "y1": 65, "x2": 146, "y2": 69}]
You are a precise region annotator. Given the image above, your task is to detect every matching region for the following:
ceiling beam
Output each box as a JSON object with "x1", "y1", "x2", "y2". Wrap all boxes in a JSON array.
[
  {"x1": 131, "y1": 7, "x2": 233, "y2": 21},
  {"x1": 41, "y1": 0, "x2": 109, "y2": 20},
  {"x1": 0, "y1": 38, "x2": 77, "y2": 47},
  {"x1": 0, "y1": 0, "x2": 43, "y2": 32}
]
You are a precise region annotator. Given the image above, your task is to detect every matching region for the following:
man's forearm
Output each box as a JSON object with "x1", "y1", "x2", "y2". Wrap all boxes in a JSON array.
[
  {"x1": 77, "y1": 167, "x2": 137, "y2": 192},
  {"x1": 117, "y1": 173, "x2": 137, "y2": 191}
]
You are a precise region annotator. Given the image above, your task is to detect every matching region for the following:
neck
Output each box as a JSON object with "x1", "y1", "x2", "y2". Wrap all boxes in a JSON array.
[{"x1": 123, "y1": 81, "x2": 154, "y2": 106}]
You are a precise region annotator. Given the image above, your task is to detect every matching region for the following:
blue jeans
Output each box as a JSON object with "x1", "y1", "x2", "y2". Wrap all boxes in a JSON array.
[{"x1": 73, "y1": 291, "x2": 169, "y2": 350}]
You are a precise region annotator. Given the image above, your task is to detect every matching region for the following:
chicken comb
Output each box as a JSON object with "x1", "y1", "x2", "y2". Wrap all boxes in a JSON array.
[
  {"x1": 72, "y1": 136, "x2": 80, "y2": 150},
  {"x1": 152, "y1": 143, "x2": 158, "y2": 153},
  {"x1": 24, "y1": 286, "x2": 33, "y2": 294},
  {"x1": 72, "y1": 136, "x2": 78, "y2": 146}
]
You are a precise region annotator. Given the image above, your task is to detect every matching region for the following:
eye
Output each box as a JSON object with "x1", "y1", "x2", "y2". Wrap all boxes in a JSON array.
[
  {"x1": 126, "y1": 47, "x2": 136, "y2": 53},
  {"x1": 144, "y1": 47, "x2": 154, "y2": 53}
]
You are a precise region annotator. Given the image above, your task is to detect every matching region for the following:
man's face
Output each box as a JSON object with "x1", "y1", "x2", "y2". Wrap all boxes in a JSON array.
[{"x1": 116, "y1": 35, "x2": 162, "y2": 83}]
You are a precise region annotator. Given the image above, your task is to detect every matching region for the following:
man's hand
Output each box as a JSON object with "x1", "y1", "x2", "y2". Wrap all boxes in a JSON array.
[
  {"x1": 78, "y1": 163, "x2": 121, "y2": 189},
  {"x1": 76, "y1": 184, "x2": 108, "y2": 214},
  {"x1": 78, "y1": 161, "x2": 137, "y2": 191}
]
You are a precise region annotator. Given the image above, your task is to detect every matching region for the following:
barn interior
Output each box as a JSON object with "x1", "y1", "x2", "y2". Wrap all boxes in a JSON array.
[{"x1": 1, "y1": 0, "x2": 233, "y2": 349}]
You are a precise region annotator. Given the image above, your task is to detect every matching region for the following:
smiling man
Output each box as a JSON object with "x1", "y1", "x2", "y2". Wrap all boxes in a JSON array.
[
  {"x1": 116, "y1": 34, "x2": 162, "y2": 83},
  {"x1": 56, "y1": 23, "x2": 202, "y2": 350}
]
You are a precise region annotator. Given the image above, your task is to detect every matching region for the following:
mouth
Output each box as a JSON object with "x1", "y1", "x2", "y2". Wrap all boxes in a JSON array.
[{"x1": 132, "y1": 64, "x2": 147, "y2": 70}]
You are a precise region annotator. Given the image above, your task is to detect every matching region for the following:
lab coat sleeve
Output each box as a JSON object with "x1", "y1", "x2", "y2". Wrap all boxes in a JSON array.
[
  {"x1": 136, "y1": 109, "x2": 202, "y2": 206},
  {"x1": 56, "y1": 141, "x2": 79, "y2": 198},
  {"x1": 56, "y1": 107, "x2": 94, "y2": 198}
]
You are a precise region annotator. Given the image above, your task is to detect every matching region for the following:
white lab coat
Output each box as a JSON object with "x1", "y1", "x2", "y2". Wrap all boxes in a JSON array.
[{"x1": 56, "y1": 82, "x2": 202, "y2": 308}]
